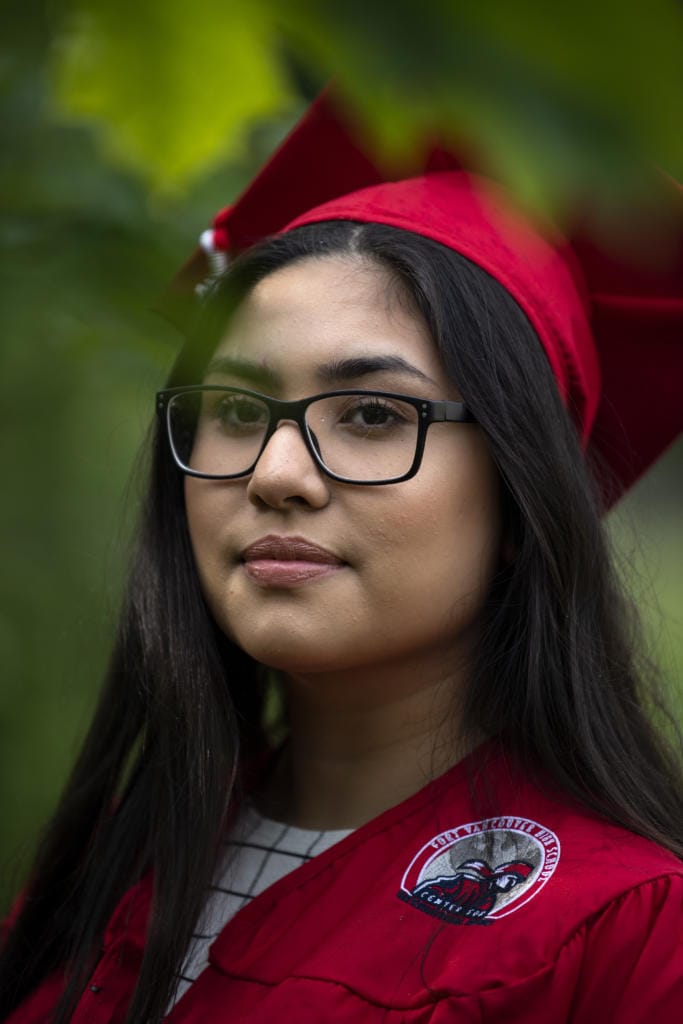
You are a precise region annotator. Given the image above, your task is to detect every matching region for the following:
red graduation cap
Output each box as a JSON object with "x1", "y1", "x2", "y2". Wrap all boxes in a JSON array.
[{"x1": 170, "y1": 92, "x2": 683, "y2": 504}]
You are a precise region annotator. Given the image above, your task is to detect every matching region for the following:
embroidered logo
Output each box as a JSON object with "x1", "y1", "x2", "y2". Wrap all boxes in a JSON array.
[{"x1": 398, "y1": 817, "x2": 560, "y2": 925}]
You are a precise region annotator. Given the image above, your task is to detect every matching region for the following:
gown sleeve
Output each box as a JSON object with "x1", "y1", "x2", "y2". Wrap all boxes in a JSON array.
[
  {"x1": 431, "y1": 873, "x2": 683, "y2": 1023},
  {"x1": 563, "y1": 872, "x2": 683, "y2": 1022}
]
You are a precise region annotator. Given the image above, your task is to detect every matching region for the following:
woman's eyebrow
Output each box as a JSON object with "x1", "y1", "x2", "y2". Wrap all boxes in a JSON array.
[
  {"x1": 203, "y1": 355, "x2": 280, "y2": 389},
  {"x1": 204, "y1": 353, "x2": 439, "y2": 391},
  {"x1": 316, "y1": 355, "x2": 439, "y2": 388}
]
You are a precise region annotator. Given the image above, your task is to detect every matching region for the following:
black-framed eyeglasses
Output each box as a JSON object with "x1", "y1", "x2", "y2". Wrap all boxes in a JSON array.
[{"x1": 156, "y1": 386, "x2": 475, "y2": 485}]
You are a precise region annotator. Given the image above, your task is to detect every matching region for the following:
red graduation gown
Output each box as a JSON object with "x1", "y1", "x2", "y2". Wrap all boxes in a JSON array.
[{"x1": 8, "y1": 745, "x2": 683, "y2": 1022}]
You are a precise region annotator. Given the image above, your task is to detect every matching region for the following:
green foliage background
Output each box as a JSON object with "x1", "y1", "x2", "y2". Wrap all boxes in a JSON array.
[{"x1": 1, "y1": 0, "x2": 681, "y2": 911}]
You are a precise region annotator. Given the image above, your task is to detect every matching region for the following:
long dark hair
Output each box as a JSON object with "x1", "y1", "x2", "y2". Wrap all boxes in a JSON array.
[{"x1": 2, "y1": 221, "x2": 682, "y2": 1023}]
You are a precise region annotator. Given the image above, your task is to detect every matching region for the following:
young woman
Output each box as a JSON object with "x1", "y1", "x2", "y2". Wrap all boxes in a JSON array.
[{"x1": 2, "y1": 95, "x2": 682, "y2": 1023}]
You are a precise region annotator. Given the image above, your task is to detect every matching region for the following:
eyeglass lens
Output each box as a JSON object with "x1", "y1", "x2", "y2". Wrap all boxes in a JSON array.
[{"x1": 167, "y1": 389, "x2": 421, "y2": 482}]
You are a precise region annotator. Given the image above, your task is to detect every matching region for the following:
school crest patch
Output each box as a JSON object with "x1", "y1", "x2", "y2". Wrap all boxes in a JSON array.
[{"x1": 398, "y1": 816, "x2": 560, "y2": 925}]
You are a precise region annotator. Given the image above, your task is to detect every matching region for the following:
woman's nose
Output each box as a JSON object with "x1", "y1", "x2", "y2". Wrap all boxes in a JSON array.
[{"x1": 245, "y1": 420, "x2": 331, "y2": 510}]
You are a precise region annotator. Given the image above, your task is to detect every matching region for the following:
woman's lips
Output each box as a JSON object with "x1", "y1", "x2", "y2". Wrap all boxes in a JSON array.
[
  {"x1": 243, "y1": 561, "x2": 342, "y2": 585},
  {"x1": 240, "y1": 535, "x2": 345, "y2": 587}
]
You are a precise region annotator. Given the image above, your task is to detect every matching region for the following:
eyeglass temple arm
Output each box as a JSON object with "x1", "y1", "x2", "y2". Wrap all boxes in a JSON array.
[{"x1": 427, "y1": 400, "x2": 475, "y2": 423}]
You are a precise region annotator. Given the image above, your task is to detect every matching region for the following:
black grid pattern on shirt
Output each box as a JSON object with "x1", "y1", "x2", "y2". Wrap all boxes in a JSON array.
[
  {"x1": 168, "y1": 814, "x2": 348, "y2": 1012},
  {"x1": 203, "y1": 821, "x2": 327, "y2": 925}
]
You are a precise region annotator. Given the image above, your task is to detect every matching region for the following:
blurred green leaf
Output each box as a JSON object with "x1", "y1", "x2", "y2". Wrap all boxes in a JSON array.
[
  {"x1": 52, "y1": 0, "x2": 293, "y2": 195},
  {"x1": 47, "y1": 0, "x2": 683, "y2": 214}
]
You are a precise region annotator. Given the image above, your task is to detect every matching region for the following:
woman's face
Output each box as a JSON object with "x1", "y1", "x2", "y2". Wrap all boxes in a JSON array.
[{"x1": 185, "y1": 255, "x2": 502, "y2": 680}]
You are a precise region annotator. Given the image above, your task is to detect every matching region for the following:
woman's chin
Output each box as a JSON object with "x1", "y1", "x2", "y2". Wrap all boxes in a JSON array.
[
  {"x1": 238, "y1": 643, "x2": 348, "y2": 676},
  {"x1": 227, "y1": 626, "x2": 365, "y2": 676}
]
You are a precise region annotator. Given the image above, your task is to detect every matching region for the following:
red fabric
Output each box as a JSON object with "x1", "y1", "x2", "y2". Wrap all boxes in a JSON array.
[
  {"x1": 200, "y1": 92, "x2": 683, "y2": 503},
  {"x1": 8, "y1": 746, "x2": 682, "y2": 1022}
]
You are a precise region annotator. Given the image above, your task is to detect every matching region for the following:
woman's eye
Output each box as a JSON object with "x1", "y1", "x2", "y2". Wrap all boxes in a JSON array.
[
  {"x1": 342, "y1": 400, "x2": 405, "y2": 430},
  {"x1": 212, "y1": 396, "x2": 268, "y2": 431}
]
